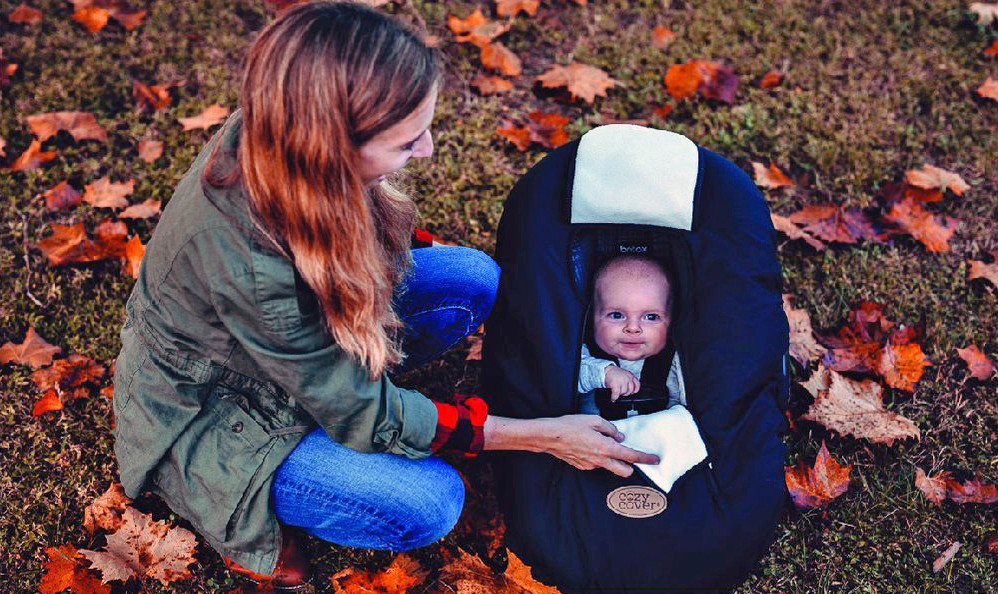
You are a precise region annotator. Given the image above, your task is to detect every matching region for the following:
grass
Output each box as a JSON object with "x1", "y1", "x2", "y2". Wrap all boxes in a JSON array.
[{"x1": 1, "y1": 0, "x2": 996, "y2": 592}]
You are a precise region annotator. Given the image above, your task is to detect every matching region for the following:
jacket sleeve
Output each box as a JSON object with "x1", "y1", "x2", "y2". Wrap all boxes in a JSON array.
[
  {"x1": 200, "y1": 227, "x2": 438, "y2": 459},
  {"x1": 578, "y1": 343, "x2": 612, "y2": 393}
]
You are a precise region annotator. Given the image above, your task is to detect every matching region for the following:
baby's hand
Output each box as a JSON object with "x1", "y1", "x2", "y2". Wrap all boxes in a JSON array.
[{"x1": 604, "y1": 366, "x2": 640, "y2": 401}]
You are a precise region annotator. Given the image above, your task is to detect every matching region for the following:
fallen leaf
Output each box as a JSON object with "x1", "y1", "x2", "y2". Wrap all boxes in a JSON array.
[
  {"x1": 121, "y1": 235, "x2": 144, "y2": 278},
  {"x1": 137, "y1": 138, "x2": 164, "y2": 163},
  {"x1": 95, "y1": 219, "x2": 128, "y2": 242},
  {"x1": 448, "y1": 9, "x2": 509, "y2": 48},
  {"x1": 9, "y1": 3, "x2": 43, "y2": 24},
  {"x1": 904, "y1": 164, "x2": 970, "y2": 196},
  {"x1": 787, "y1": 205, "x2": 880, "y2": 244},
  {"x1": 956, "y1": 345, "x2": 994, "y2": 380},
  {"x1": 27, "y1": 111, "x2": 108, "y2": 144},
  {"x1": 0, "y1": 327, "x2": 62, "y2": 368},
  {"x1": 752, "y1": 161, "x2": 794, "y2": 189},
  {"x1": 946, "y1": 476, "x2": 998, "y2": 504},
  {"x1": 664, "y1": 61, "x2": 702, "y2": 100},
  {"x1": 932, "y1": 542, "x2": 961, "y2": 573},
  {"x1": 970, "y1": 2, "x2": 998, "y2": 25},
  {"x1": 977, "y1": 76, "x2": 998, "y2": 101},
  {"x1": 536, "y1": 62, "x2": 618, "y2": 104},
  {"x1": 526, "y1": 111, "x2": 570, "y2": 148},
  {"x1": 771, "y1": 213, "x2": 826, "y2": 250},
  {"x1": 8, "y1": 139, "x2": 57, "y2": 172},
  {"x1": 985, "y1": 532, "x2": 998, "y2": 553},
  {"x1": 877, "y1": 341, "x2": 930, "y2": 392},
  {"x1": 119, "y1": 199, "x2": 161, "y2": 219},
  {"x1": 33, "y1": 389, "x2": 64, "y2": 416},
  {"x1": 651, "y1": 103, "x2": 674, "y2": 119},
  {"x1": 178, "y1": 104, "x2": 230, "y2": 131},
  {"x1": 471, "y1": 74, "x2": 514, "y2": 95},
  {"x1": 84, "y1": 483, "x2": 133, "y2": 535},
  {"x1": 330, "y1": 553, "x2": 428, "y2": 593},
  {"x1": 80, "y1": 507, "x2": 198, "y2": 586},
  {"x1": 496, "y1": 122, "x2": 531, "y2": 151},
  {"x1": 495, "y1": 0, "x2": 539, "y2": 17},
  {"x1": 784, "y1": 440, "x2": 850, "y2": 509},
  {"x1": 800, "y1": 363, "x2": 920, "y2": 445},
  {"x1": 466, "y1": 335, "x2": 483, "y2": 361},
  {"x1": 0, "y1": 135, "x2": 5, "y2": 157},
  {"x1": 783, "y1": 294, "x2": 827, "y2": 364},
  {"x1": 72, "y1": 6, "x2": 109, "y2": 32},
  {"x1": 83, "y1": 177, "x2": 134, "y2": 209},
  {"x1": 985, "y1": 39, "x2": 998, "y2": 56},
  {"x1": 133, "y1": 80, "x2": 174, "y2": 111},
  {"x1": 504, "y1": 551, "x2": 560, "y2": 594},
  {"x1": 44, "y1": 180, "x2": 83, "y2": 211},
  {"x1": 40, "y1": 544, "x2": 111, "y2": 594},
  {"x1": 480, "y1": 42, "x2": 522, "y2": 77},
  {"x1": 968, "y1": 257, "x2": 998, "y2": 288},
  {"x1": 915, "y1": 467, "x2": 948, "y2": 507},
  {"x1": 883, "y1": 197, "x2": 958, "y2": 252},
  {"x1": 35, "y1": 222, "x2": 127, "y2": 265},
  {"x1": 109, "y1": 7, "x2": 145, "y2": 30},
  {"x1": 651, "y1": 25, "x2": 676, "y2": 49},
  {"x1": 437, "y1": 546, "x2": 560, "y2": 594},
  {"x1": 759, "y1": 69, "x2": 784, "y2": 88},
  {"x1": 696, "y1": 61, "x2": 738, "y2": 103},
  {"x1": 31, "y1": 354, "x2": 106, "y2": 399}
]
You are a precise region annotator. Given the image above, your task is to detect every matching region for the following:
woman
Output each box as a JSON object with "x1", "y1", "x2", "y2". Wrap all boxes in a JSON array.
[{"x1": 112, "y1": 2, "x2": 658, "y2": 590}]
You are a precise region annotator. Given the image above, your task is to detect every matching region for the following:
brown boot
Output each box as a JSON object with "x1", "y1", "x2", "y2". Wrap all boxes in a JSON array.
[{"x1": 224, "y1": 527, "x2": 313, "y2": 593}]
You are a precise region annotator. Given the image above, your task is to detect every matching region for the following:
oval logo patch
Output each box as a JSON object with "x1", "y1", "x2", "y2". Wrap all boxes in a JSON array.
[{"x1": 606, "y1": 485, "x2": 668, "y2": 518}]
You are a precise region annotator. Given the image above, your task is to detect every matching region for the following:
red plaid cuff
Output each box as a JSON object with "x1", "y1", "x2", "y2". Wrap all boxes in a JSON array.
[
  {"x1": 412, "y1": 228, "x2": 435, "y2": 248},
  {"x1": 429, "y1": 394, "x2": 488, "y2": 457}
]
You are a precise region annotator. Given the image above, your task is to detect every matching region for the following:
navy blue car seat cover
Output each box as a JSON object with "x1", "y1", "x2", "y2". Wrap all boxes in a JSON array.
[{"x1": 482, "y1": 125, "x2": 789, "y2": 593}]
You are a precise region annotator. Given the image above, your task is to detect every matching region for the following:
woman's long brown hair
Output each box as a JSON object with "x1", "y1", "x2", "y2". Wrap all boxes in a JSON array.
[{"x1": 206, "y1": 1, "x2": 439, "y2": 377}]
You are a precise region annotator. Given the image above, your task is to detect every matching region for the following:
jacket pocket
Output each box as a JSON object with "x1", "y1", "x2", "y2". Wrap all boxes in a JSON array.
[{"x1": 150, "y1": 384, "x2": 273, "y2": 545}]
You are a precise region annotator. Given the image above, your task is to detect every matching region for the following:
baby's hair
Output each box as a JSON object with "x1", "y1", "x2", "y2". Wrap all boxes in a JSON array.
[{"x1": 593, "y1": 254, "x2": 674, "y2": 310}]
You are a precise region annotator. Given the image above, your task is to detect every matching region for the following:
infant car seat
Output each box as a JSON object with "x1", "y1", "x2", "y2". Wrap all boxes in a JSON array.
[{"x1": 482, "y1": 125, "x2": 789, "y2": 593}]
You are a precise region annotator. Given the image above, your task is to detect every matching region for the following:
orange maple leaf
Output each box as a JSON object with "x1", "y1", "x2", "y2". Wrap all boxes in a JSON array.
[
  {"x1": 35, "y1": 221, "x2": 129, "y2": 266},
  {"x1": 179, "y1": 104, "x2": 230, "y2": 131},
  {"x1": 536, "y1": 62, "x2": 618, "y2": 104},
  {"x1": 783, "y1": 294, "x2": 827, "y2": 364},
  {"x1": 784, "y1": 440, "x2": 850, "y2": 509},
  {"x1": 27, "y1": 111, "x2": 108, "y2": 144},
  {"x1": 651, "y1": 25, "x2": 676, "y2": 49},
  {"x1": 0, "y1": 327, "x2": 62, "y2": 368},
  {"x1": 495, "y1": 0, "x2": 539, "y2": 17},
  {"x1": 72, "y1": 0, "x2": 145, "y2": 31},
  {"x1": 449, "y1": 9, "x2": 509, "y2": 48},
  {"x1": 122, "y1": 235, "x2": 145, "y2": 279},
  {"x1": 904, "y1": 164, "x2": 970, "y2": 196},
  {"x1": 786, "y1": 205, "x2": 880, "y2": 244},
  {"x1": 471, "y1": 74, "x2": 514, "y2": 95},
  {"x1": 759, "y1": 69, "x2": 784, "y2": 89},
  {"x1": 137, "y1": 138, "x2": 164, "y2": 163},
  {"x1": 497, "y1": 122, "x2": 531, "y2": 151},
  {"x1": 331, "y1": 553, "x2": 428, "y2": 593},
  {"x1": 31, "y1": 354, "x2": 106, "y2": 397},
  {"x1": 877, "y1": 341, "x2": 930, "y2": 392},
  {"x1": 84, "y1": 483, "x2": 133, "y2": 535},
  {"x1": 916, "y1": 468, "x2": 998, "y2": 506},
  {"x1": 771, "y1": 213, "x2": 825, "y2": 250},
  {"x1": 44, "y1": 180, "x2": 83, "y2": 211},
  {"x1": 956, "y1": 345, "x2": 994, "y2": 381},
  {"x1": 664, "y1": 61, "x2": 702, "y2": 100},
  {"x1": 133, "y1": 80, "x2": 175, "y2": 111},
  {"x1": 882, "y1": 196, "x2": 958, "y2": 252},
  {"x1": 752, "y1": 161, "x2": 794, "y2": 189},
  {"x1": 527, "y1": 111, "x2": 570, "y2": 148},
  {"x1": 7, "y1": 138, "x2": 57, "y2": 172},
  {"x1": 119, "y1": 199, "x2": 161, "y2": 220},
  {"x1": 481, "y1": 42, "x2": 522, "y2": 76},
  {"x1": 83, "y1": 177, "x2": 134, "y2": 209},
  {"x1": 437, "y1": 546, "x2": 560, "y2": 594},
  {"x1": 977, "y1": 76, "x2": 998, "y2": 102},
  {"x1": 665, "y1": 60, "x2": 738, "y2": 103},
  {"x1": 985, "y1": 39, "x2": 998, "y2": 56},
  {"x1": 73, "y1": 5, "x2": 109, "y2": 32},
  {"x1": 10, "y1": 3, "x2": 43, "y2": 24},
  {"x1": 40, "y1": 544, "x2": 111, "y2": 594}
]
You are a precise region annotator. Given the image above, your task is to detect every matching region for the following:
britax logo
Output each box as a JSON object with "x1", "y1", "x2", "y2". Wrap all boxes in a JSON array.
[{"x1": 619, "y1": 245, "x2": 648, "y2": 253}]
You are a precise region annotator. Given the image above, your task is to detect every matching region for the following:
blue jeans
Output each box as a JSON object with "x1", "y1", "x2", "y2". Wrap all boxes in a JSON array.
[{"x1": 272, "y1": 246, "x2": 499, "y2": 550}]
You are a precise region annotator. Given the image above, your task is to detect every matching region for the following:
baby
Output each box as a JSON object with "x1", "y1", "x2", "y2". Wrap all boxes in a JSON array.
[{"x1": 578, "y1": 255, "x2": 684, "y2": 416}]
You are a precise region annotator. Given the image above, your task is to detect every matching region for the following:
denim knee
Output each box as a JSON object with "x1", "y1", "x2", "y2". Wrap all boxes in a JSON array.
[
  {"x1": 388, "y1": 460, "x2": 465, "y2": 550},
  {"x1": 461, "y1": 249, "x2": 501, "y2": 324}
]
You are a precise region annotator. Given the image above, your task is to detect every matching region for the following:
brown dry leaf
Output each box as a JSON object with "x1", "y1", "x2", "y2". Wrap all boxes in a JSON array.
[
  {"x1": 946, "y1": 477, "x2": 998, "y2": 504},
  {"x1": 471, "y1": 74, "x2": 514, "y2": 95},
  {"x1": 783, "y1": 294, "x2": 827, "y2": 364},
  {"x1": 977, "y1": 76, "x2": 998, "y2": 101},
  {"x1": 536, "y1": 62, "x2": 618, "y2": 104},
  {"x1": 883, "y1": 196, "x2": 958, "y2": 253},
  {"x1": 495, "y1": 0, "x2": 539, "y2": 17},
  {"x1": 480, "y1": 42, "x2": 522, "y2": 77},
  {"x1": 8, "y1": 139, "x2": 57, "y2": 172},
  {"x1": 759, "y1": 69, "x2": 784, "y2": 89},
  {"x1": 956, "y1": 345, "x2": 994, "y2": 381},
  {"x1": 109, "y1": 7, "x2": 145, "y2": 30},
  {"x1": 787, "y1": 205, "x2": 880, "y2": 244},
  {"x1": 73, "y1": 6, "x2": 109, "y2": 32},
  {"x1": 10, "y1": 3, "x2": 43, "y2": 23},
  {"x1": 119, "y1": 199, "x2": 161, "y2": 219},
  {"x1": 651, "y1": 25, "x2": 676, "y2": 49},
  {"x1": 83, "y1": 177, "x2": 134, "y2": 209},
  {"x1": 932, "y1": 542, "x2": 961, "y2": 573},
  {"x1": 696, "y1": 61, "x2": 739, "y2": 103},
  {"x1": 800, "y1": 363, "x2": 920, "y2": 445},
  {"x1": 44, "y1": 180, "x2": 83, "y2": 211},
  {"x1": 84, "y1": 482, "x2": 133, "y2": 534},
  {"x1": 121, "y1": 235, "x2": 145, "y2": 278},
  {"x1": 31, "y1": 354, "x2": 106, "y2": 397},
  {"x1": 330, "y1": 553, "x2": 428, "y2": 593},
  {"x1": 986, "y1": 532, "x2": 998, "y2": 553},
  {"x1": 784, "y1": 440, "x2": 850, "y2": 509},
  {"x1": 437, "y1": 546, "x2": 560, "y2": 594},
  {"x1": 178, "y1": 104, "x2": 230, "y2": 131},
  {"x1": 504, "y1": 551, "x2": 560, "y2": 594},
  {"x1": 496, "y1": 122, "x2": 531, "y2": 151},
  {"x1": 985, "y1": 39, "x2": 998, "y2": 56},
  {"x1": 80, "y1": 506, "x2": 198, "y2": 586},
  {"x1": 35, "y1": 221, "x2": 128, "y2": 266},
  {"x1": 133, "y1": 80, "x2": 173, "y2": 111},
  {"x1": 968, "y1": 256, "x2": 998, "y2": 288},
  {"x1": 771, "y1": 213, "x2": 825, "y2": 250},
  {"x1": 27, "y1": 111, "x2": 108, "y2": 144},
  {"x1": 40, "y1": 544, "x2": 111, "y2": 594},
  {"x1": 752, "y1": 161, "x2": 794, "y2": 189},
  {"x1": 137, "y1": 138, "x2": 164, "y2": 163},
  {"x1": 915, "y1": 467, "x2": 948, "y2": 507},
  {"x1": 904, "y1": 164, "x2": 970, "y2": 196},
  {"x1": 970, "y1": 2, "x2": 998, "y2": 25},
  {"x1": 0, "y1": 327, "x2": 62, "y2": 368}
]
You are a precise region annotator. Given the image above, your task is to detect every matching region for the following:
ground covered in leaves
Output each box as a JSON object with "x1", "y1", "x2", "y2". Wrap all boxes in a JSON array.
[{"x1": 1, "y1": 0, "x2": 996, "y2": 592}]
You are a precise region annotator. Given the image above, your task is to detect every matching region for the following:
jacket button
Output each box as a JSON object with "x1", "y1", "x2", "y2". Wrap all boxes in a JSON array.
[{"x1": 231, "y1": 422, "x2": 243, "y2": 433}]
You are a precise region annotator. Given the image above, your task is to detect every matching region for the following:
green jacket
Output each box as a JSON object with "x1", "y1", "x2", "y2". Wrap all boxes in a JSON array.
[{"x1": 113, "y1": 111, "x2": 438, "y2": 574}]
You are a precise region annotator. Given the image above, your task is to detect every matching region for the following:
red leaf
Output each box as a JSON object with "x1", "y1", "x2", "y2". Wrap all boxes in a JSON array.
[
  {"x1": 784, "y1": 440, "x2": 850, "y2": 509},
  {"x1": 787, "y1": 205, "x2": 880, "y2": 244},
  {"x1": 985, "y1": 39, "x2": 998, "y2": 56},
  {"x1": 664, "y1": 61, "x2": 702, "y2": 100},
  {"x1": 83, "y1": 177, "x2": 134, "y2": 209},
  {"x1": 7, "y1": 139, "x2": 57, "y2": 172},
  {"x1": 133, "y1": 80, "x2": 174, "y2": 111},
  {"x1": 39, "y1": 544, "x2": 111, "y2": 594},
  {"x1": 33, "y1": 389, "x2": 64, "y2": 416},
  {"x1": 9, "y1": 3, "x2": 43, "y2": 24},
  {"x1": 527, "y1": 111, "x2": 570, "y2": 148},
  {"x1": 651, "y1": 25, "x2": 676, "y2": 50},
  {"x1": 496, "y1": 123, "x2": 531, "y2": 151},
  {"x1": 883, "y1": 196, "x2": 958, "y2": 252},
  {"x1": 331, "y1": 553, "x2": 428, "y2": 593},
  {"x1": 752, "y1": 161, "x2": 795, "y2": 189},
  {"x1": 449, "y1": 9, "x2": 508, "y2": 48},
  {"x1": 44, "y1": 180, "x2": 83, "y2": 211},
  {"x1": 471, "y1": 74, "x2": 514, "y2": 95},
  {"x1": 759, "y1": 69, "x2": 784, "y2": 89},
  {"x1": 495, "y1": 0, "x2": 539, "y2": 17},
  {"x1": 956, "y1": 345, "x2": 994, "y2": 381},
  {"x1": 72, "y1": 6, "x2": 109, "y2": 32},
  {"x1": 27, "y1": 111, "x2": 108, "y2": 143},
  {"x1": 0, "y1": 327, "x2": 62, "y2": 368}
]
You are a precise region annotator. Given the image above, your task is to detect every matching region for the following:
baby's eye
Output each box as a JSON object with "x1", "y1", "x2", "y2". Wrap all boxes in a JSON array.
[
  {"x1": 607, "y1": 312, "x2": 624, "y2": 320},
  {"x1": 644, "y1": 313, "x2": 661, "y2": 321}
]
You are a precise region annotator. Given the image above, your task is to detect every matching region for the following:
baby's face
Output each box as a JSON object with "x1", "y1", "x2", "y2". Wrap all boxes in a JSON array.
[{"x1": 593, "y1": 267, "x2": 671, "y2": 362}]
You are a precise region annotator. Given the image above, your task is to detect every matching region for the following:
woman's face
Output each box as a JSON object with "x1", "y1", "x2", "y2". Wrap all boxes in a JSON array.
[{"x1": 357, "y1": 86, "x2": 438, "y2": 186}]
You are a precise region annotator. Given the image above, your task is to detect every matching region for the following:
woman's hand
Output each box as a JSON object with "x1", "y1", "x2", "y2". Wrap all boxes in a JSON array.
[{"x1": 484, "y1": 414, "x2": 659, "y2": 478}]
